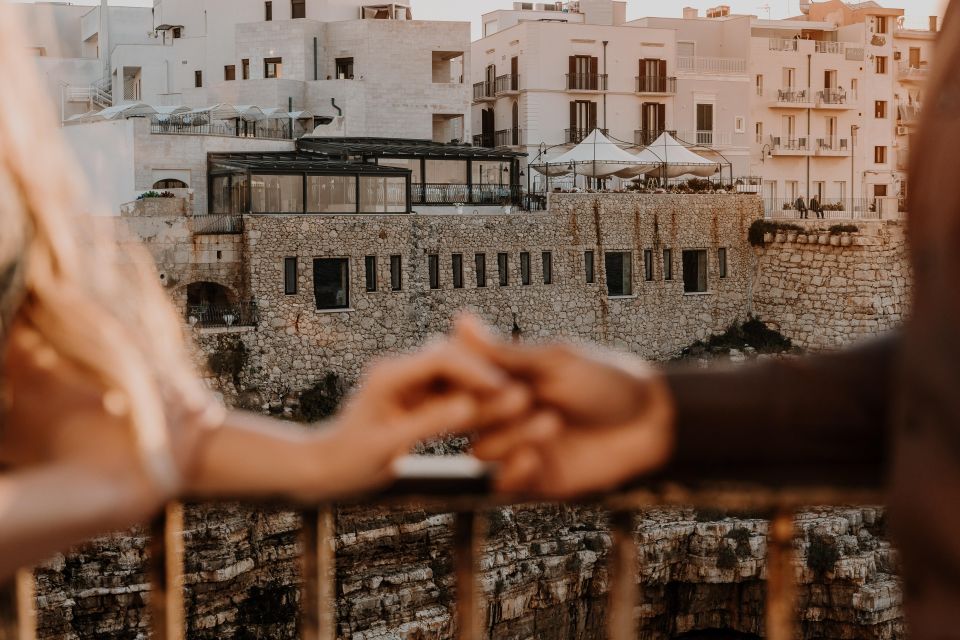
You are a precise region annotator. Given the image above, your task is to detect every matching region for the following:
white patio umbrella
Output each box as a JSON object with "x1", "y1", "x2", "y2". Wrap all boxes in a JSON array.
[
  {"x1": 642, "y1": 132, "x2": 721, "y2": 178},
  {"x1": 531, "y1": 129, "x2": 658, "y2": 178}
]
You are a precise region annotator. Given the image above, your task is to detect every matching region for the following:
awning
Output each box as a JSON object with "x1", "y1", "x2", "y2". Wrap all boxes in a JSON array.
[
  {"x1": 640, "y1": 132, "x2": 721, "y2": 178},
  {"x1": 85, "y1": 102, "x2": 158, "y2": 121},
  {"x1": 531, "y1": 129, "x2": 658, "y2": 178}
]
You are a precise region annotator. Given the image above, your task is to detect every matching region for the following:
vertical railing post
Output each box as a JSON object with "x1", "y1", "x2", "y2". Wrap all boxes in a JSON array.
[
  {"x1": 607, "y1": 510, "x2": 637, "y2": 640},
  {"x1": 0, "y1": 569, "x2": 36, "y2": 640},
  {"x1": 299, "y1": 506, "x2": 337, "y2": 640},
  {"x1": 453, "y1": 511, "x2": 482, "y2": 640},
  {"x1": 765, "y1": 510, "x2": 797, "y2": 640},
  {"x1": 148, "y1": 502, "x2": 185, "y2": 640}
]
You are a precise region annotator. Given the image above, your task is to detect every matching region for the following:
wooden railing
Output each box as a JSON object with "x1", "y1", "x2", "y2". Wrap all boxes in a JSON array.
[{"x1": 0, "y1": 457, "x2": 883, "y2": 640}]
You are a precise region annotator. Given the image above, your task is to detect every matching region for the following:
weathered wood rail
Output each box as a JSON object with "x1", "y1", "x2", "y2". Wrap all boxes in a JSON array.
[{"x1": 0, "y1": 457, "x2": 883, "y2": 640}]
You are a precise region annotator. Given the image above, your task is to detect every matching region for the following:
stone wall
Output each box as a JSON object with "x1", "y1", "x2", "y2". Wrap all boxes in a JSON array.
[{"x1": 751, "y1": 220, "x2": 910, "y2": 350}]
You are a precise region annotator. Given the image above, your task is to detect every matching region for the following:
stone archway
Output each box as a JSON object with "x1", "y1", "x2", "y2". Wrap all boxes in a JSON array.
[{"x1": 183, "y1": 281, "x2": 244, "y2": 327}]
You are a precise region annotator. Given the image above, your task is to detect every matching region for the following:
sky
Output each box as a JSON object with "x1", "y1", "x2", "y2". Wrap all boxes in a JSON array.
[{"x1": 12, "y1": 0, "x2": 949, "y2": 39}]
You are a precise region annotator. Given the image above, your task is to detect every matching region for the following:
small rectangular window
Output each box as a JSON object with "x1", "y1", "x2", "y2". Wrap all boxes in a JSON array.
[
  {"x1": 542, "y1": 251, "x2": 553, "y2": 285},
  {"x1": 682, "y1": 250, "x2": 708, "y2": 294},
  {"x1": 875, "y1": 56, "x2": 887, "y2": 74},
  {"x1": 224, "y1": 65, "x2": 236, "y2": 81},
  {"x1": 292, "y1": 0, "x2": 305, "y2": 19},
  {"x1": 875, "y1": 100, "x2": 887, "y2": 118},
  {"x1": 475, "y1": 253, "x2": 487, "y2": 288},
  {"x1": 452, "y1": 254, "x2": 464, "y2": 289},
  {"x1": 194, "y1": 70, "x2": 203, "y2": 88},
  {"x1": 284, "y1": 257, "x2": 298, "y2": 295},
  {"x1": 520, "y1": 252, "x2": 531, "y2": 285},
  {"x1": 874, "y1": 145, "x2": 887, "y2": 164},
  {"x1": 585, "y1": 251, "x2": 595, "y2": 284},
  {"x1": 336, "y1": 57, "x2": 355, "y2": 80},
  {"x1": 498, "y1": 253, "x2": 509, "y2": 286},
  {"x1": 313, "y1": 258, "x2": 349, "y2": 310},
  {"x1": 265, "y1": 57, "x2": 283, "y2": 79},
  {"x1": 876, "y1": 15, "x2": 887, "y2": 34},
  {"x1": 365, "y1": 255, "x2": 377, "y2": 292},
  {"x1": 172, "y1": 26, "x2": 182, "y2": 38},
  {"x1": 390, "y1": 255, "x2": 402, "y2": 291},
  {"x1": 718, "y1": 248, "x2": 728, "y2": 279},
  {"x1": 643, "y1": 249, "x2": 654, "y2": 282},
  {"x1": 663, "y1": 249, "x2": 673, "y2": 281},
  {"x1": 428, "y1": 254, "x2": 440, "y2": 290},
  {"x1": 242, "y1": 59, "x2": 250, "y2": 80},
  {"x1": 605, "y1": 251, "x2": 633, "y2": 297},
  {"x1": 265, "y1": 1, "x2": 273, "y2": 20}
]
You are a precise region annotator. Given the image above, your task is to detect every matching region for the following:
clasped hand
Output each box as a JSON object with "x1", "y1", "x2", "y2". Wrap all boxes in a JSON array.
[{"x1": 348, "y1": 315, "x2": 676, "y2": 499}]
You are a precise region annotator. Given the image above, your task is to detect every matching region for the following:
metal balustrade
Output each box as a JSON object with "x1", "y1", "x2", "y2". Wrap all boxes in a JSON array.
[
  {"x1": 765, "y1": 197, "x2": 878, "y2": 219},
  {"x1": 494, "y1": 74, "x2": 520, "y2": 94},
  {"x1": 411, "y1": 183, "x2": 524, "y2": 206},
  {"x1": 472, "y1": 81, "x2": 495, "y2": 101},
  {"x1": 494, "y1": 128, "x2": 523, "y2": 147},
  {"x1": 817, "y1": 89, "x2": 849, "y2": 105},
  {"x1": 634, "y1": 129, "x2": 676, "y2": 146},
  {"x1": 187, "y1": 214, "x2": 244, "y2": 235},
  {"x1": 566, "y1": 73, "x2": 608, "y2": 91},
  {"x1": 565, "y1": 128, "x2": 608, "y2": 144},
  {"x1": 775, "y1": 88, "x2": 812, "y2": 104},
  {"x1": 0, "y1": 460, "x2": 884, "y2": 640},
  {"x1": 185, "y1": 301, "x2": 259, "y2": 328},
  {"x1": 151, "y1": 122, "x2": 296, "y2": 140},
  {"x1": 677, "y1": 56, "x2": 747, "y2": 75},
  {"x1": 635, "y1": 76, "x2": 676, "y2": 94}
]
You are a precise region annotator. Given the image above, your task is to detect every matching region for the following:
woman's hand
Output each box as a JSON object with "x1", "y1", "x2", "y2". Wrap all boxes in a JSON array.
[{"x1": 453, "y1": 316, "x2": 676, "y2": 498}]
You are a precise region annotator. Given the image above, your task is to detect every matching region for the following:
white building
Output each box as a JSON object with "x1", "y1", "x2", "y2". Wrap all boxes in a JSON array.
[{"x1": 19, "y1": 0, "x2": 471, "y2": 142}]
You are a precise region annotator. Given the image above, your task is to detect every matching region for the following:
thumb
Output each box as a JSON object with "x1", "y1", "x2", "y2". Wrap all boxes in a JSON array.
[
  {"x1": 388, "y1": 392, "x2": 479, "y2": 448},
  {"x1": 453, "y1": 314, "x2": 542, "y2": 378}
]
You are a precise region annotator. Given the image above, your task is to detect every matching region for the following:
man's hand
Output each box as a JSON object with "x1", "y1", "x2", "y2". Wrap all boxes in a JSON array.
[{"x1": 454, "y1": 316, "x2": 676, "y2": 498}]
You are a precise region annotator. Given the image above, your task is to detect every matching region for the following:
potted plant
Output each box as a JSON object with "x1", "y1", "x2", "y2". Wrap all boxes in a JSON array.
[
  {"x1": 454, "y1": 202, "x2": 465, "y2": 214},
  {"x1": 223, "y1": 313, "x2": 236, "y2": 327}
]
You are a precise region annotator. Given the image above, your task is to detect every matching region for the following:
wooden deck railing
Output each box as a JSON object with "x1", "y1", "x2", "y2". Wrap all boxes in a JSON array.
[{"x1": 0, "y1": 457, "x2": 883, "y2": 640}]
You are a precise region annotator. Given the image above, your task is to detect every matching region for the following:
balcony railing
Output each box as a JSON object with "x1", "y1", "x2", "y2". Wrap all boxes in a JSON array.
[
  {"x1": 770, "y1": 136, "x2": 810, "y2": 152},
  {"x1": 677, "y1": 55, "x2": 747, "y2": 75},
  {"x1": 186, "y1": 301, "x2": 258, "y2": 328},
  {"x1": 845, "y1": 47, "x2": 865, "y2": 61},
  {"x1": 472, "y1": 133, "x2": 494, "y2": 148},
  {"x1": 566, "y1": 127, "x2": 608, "y2": 144},
  {"x1": 566, "y1": 73, "x2": 608, "y2": 91},
  {"x1": 817, "y1": 89, "x2": 849, "y2": 104},
  {"x1": 816, "y1": 136, "x2": 850, "y2": 152},
  {"x1": 814, "y1": 41, "x2": 845, "y2": 54},
  {"x1": 765, "y1": 197, "x2": 878, "y2": 219},
  {"x1": 634, "y1": 129, "x2": 675, "y2": 146},
  {"x1": 0, "y1": 458, "x2": 885, "y2": 640},
  {"x1": 494, "y1": 74, "x2": 520, "y2": 94},
  {"x1": 151, "y1": 122, "x2": 295, "y2": 140},
  {"x1": 674, "y1": 130, "x2": 733, "y2": 146},
  {"x1": 188, "y1": 214, "x2": 244, "y2": 235},
  {"x1": 472, "y1": 80, "x2": 495, "y2": 101},
  {"x1": 635, "y1": 76, "x2": 676, "y2": 94},
  {"x1": 494, "y1": 128, "x2": 523, "y2": 147},
  {"x1": 897, "y1": 63, "x2": 929, "y2": 82},
  {"x1": 775, "y1": 88, "x2": 812, "y2": 104},
  {"x1": 769, "y1": 38, "x2": 798, "y2": 51},
  {"x1": 411, "y1": 183, "x2": 524, "y2": 206}
]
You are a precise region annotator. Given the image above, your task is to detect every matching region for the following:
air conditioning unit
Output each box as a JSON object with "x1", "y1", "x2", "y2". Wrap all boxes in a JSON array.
[{"x1": 896, "y1": 125, "x2": 909, "y2": 136}]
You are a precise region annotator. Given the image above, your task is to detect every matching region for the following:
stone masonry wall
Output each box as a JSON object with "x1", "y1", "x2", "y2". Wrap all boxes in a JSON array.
[{"x1": 752, "y1": 220, "x2": 910, "y2": 350}]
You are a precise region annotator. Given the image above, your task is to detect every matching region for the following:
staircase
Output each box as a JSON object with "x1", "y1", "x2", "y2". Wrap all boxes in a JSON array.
[{"x1": 91, "y1": 76, "x2": 113, "y2": 109}]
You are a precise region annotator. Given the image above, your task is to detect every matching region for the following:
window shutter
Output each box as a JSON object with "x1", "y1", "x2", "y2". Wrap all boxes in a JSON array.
[
  {"x1": 657, "y1": 103, "x2": 666, "y2": 131},
  {"x1": 658, "y1": 59, "x2": 667, "y2": 77},
  {"x1": 588, "y1": 102, "x2": 597, "y2": 131},
  {"x1": 590, "y1": 56, "x2": 599, "y2": 90},
  {"x1": 569, "y1": 55, "x2": 576, "y2": 77},
  {"x1": 639, "y1": 59, "x2": 646, "y2": 79},
  {"x1": 570, "y1": 101, "x2": 577, "y2": 131}
]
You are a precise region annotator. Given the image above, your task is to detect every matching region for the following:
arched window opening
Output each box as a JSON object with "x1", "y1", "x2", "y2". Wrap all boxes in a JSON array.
[{"x1": 153, "y1": 178, "x2": 188, "y2": 189}]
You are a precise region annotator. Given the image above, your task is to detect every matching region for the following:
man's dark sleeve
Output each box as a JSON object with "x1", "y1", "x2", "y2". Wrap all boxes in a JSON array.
[{"x1": 661, "y1": 334, "x2": 899, "y2": 488}]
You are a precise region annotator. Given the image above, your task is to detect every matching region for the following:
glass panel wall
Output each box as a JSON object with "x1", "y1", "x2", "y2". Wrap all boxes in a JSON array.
[
  {"x1": 307, "y1": 175, "x2": 357, "y2": 213},
  {"x1": 472, "y1": 161, "x2": 507, "y2": 186},
  {"x1": 425, "y1": 160, "x2": 468, "y2": 184},
  {"x1": 379, "y1": 159, "x2": 422, "y2": 184},
  {"x1": 211, "y1": 176, "x2": 231, "y2": 214},
  {"x1": 231, "y1": 174, "x2": 249, "y2": 214},
  {"x1": 360, "y1": 176, "x2": 406, "y2": 213},
  {"x1": 251, "y1": 174, "x2": 304, "y2": 213}
]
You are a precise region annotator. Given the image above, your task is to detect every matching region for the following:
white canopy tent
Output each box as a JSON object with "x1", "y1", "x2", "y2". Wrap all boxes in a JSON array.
[
  {"x1": 531, "y1": 129, "x2": 659, "y2": 179},
  {"x1": 82, "y1": 102, "x2": 159, "y2": 122},
  {"x1": 640, "y1": 132, "x2": 721, "y2": 178}
]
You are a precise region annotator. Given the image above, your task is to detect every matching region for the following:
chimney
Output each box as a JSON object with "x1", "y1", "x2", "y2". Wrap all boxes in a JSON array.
[
  {"x1": 929, "y1": 15, "x2": 939, "y2": 32},
  {"x1": 683, "y1": 6, "x2": 699, "y2": 19}
]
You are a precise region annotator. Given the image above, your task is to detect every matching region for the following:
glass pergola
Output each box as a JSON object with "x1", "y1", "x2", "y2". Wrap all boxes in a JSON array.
[{"x1": 208, "y1": 153, "x2": 411, "y2": 214}]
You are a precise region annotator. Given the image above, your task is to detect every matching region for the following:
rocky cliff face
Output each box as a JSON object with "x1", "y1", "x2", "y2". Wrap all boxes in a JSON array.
[{"x1": 33, "y1": 505, "x2": 902, "y2": 640}]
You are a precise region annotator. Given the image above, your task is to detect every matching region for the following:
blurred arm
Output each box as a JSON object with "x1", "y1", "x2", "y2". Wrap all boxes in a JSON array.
[{"x1": 662, "y1": 334, "x2": 900, "y2": 488}]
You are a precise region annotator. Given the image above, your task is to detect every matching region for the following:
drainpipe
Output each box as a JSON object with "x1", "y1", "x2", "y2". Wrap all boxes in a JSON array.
[
  {"x1": 806, "y1": 53, "x2": 812, "y2": 200},
  {"x1": 331, "y1": 97, "x2": 342, "y2": 116},
  {"x1": 602, "y1": 41, "x2": 609, "y2": 130},
  {"x1": 288, "y1": 96, "x2": 293, "y2": 138}
]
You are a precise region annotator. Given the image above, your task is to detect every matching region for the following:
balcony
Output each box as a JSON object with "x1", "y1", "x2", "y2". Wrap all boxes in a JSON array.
[
  {"x1": 494, "y1": 74, "x2": 520, "y2": 95},
  {"x1": 186, "y1": 301, "x2": 258, "y2": 329},
  {"x1": 898, "y1": 62, "x2": 929, "y2": 83},
  {"x1": 772, "y1": 88, "x2": 814, "y2": 108},
  {"x1": 0, "y1": 458, "x2": 883, "y2": 640},
  {"x1": 897, "y1": 103, "x2": 921, "y2": 128},
  {"x1": 769, "y1": 38, "x2": 798, "y2": 52},
  {"x1": 411, "y1": 183, "x2": 524, "y2": 206},
  {"x1": 566, "y1": 73, "x2": 608, "y2": 91},
  {"x1": 635, "y1": 76, "x2": 676, "y2": 94},
  {"x1": 769, "y1": 136, "x2": 811, "y2": 156},
  {"x1": 634, "y1": 129, "x2": 675, "y2": 146},
  {"x1": 816, "y1": 136, "x2": 851, "y2": 156},
  {"x1": 815, "y1": 89, "x2": 856, "y2": 109},
  {"x1": 765, "y1": 197, "x2": 878, "y2": 219},
  {"x1": 187, "y1": 214, "x2": 244, "y2": 235},
  {"x1": 566, "y1": 127, "x2": 608, "y2": 144},
  {"x1": 814, "y1": 41, "x2": 845, "y2": 55},
  {"x1": 676, "y1": 55, "x2": 747, "y2": 75},
  {"x1": 472, "y1": 133, "x2": 494, "y2": 148},
  {"x1": 494, "y1": 128, "x2": 523, "y2": 147},
  {"x1": 151, "y1": 122, "x2": 295, "y2": 140},
  {"x1": 674, "y1": 130, "x2": 733, "y2": 146},
  {"x1": 472, "y1": 80, "x2": 495, "y2": 102}
]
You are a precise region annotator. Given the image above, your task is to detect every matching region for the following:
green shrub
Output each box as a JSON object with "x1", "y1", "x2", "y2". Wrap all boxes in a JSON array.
[
  {"x1": 748, "y1": 220, "x2": 802, "y2": 247},
  {"x1": 807, "y1": 533, "x2": 840, "y2": 575},
  {"x1": 207, "y1": 338, "x2": 248, "y2": 387},
  {"x1": 717, "y1": 544, "x2": 738, "y2": 570},
  {"x1": 297, "y1": 372, "x2": 346, "y2": 422},
  {"x1": 828, "y1": 224, "x2": 859, "y2": 234}
]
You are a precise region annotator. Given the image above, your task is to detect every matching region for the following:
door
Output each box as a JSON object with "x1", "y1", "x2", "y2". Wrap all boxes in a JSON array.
[
  {"x1": 826, "y1": 116, "x2": 838, "y2": 148},
  {"x1": 696, "y1": 103, "x2": 714, "y2": 145},
  {"x1": 569, "y1": 55, "x2": 598, "y2": 90},
  {"x1": 639, "y1": 59, "x2": 667, "y2": 92},
  {"x1": 570, "y1": 100, "x2": 597, "y2": 141},
  {"x1": 511, "y1": 101, "x2": 519, "y2": 145},
  {"x1": 485, "y1": 64, "x2": 496, "y2": 91},
  {"x1": 782, "y1": 115, "x2": 796, "y2": 145},
  {"x1": 824, "y1": 69, "x2": 837, "y2": 89},
  {"x1": 909, "y1": 47, "x2": 921, "y2": 68},
  {"x1": 481, "y1": 108, "x2": 494, "y2": 147},
  {"x1": 640, "y1": 102, "x2": 666, "y2": 144},
  {"x1": 511, "y1": 56, "x2": 519, "y2": 90}
]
